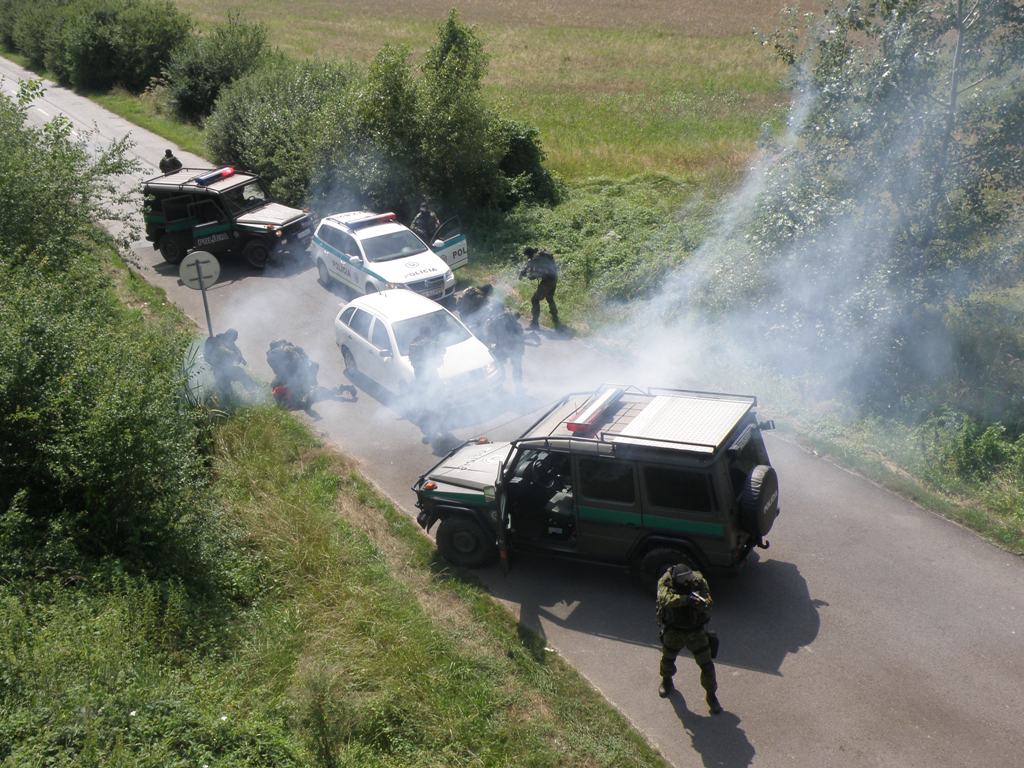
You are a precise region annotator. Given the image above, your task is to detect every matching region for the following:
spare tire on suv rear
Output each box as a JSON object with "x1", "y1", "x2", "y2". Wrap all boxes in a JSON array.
[{"x1": 740, "y1": 465, "x2": 780, "y2": 539}]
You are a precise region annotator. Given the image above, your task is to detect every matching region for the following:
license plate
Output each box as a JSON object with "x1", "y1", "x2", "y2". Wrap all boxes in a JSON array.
[{"x1": 425, "y1": 289, "x2": 442, "y2": 298}]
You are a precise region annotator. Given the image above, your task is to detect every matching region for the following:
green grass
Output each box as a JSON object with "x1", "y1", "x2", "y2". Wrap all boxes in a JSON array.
[
  {"x1": 0, "y1": 404, "x2": 669, "y2": 767},
  {"x1": 171, "y1": 1, "x2": 790, "y2": 181},
  {"x1": 93, "y1": 88, "x2": 207, "y2": 158}
]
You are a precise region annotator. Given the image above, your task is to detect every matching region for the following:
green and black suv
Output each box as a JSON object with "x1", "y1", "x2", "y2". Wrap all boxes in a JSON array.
[
  {"x1": 142, "y1": 166, "x2": 314, "y2": 268},
  {"x1": 413, "y1": 386, "x2": 780, "y2": 584}
]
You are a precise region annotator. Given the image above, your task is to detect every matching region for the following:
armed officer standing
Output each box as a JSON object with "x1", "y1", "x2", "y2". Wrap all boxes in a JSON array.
[
  {"x1": 518, "y1": 246, "x2": 560, "y2": 330},
  {"x1": 411, "y1": 200, "x2": 440, "y2": 243},
  {"x1": 655, "y1": 563, "x2": 723, "y2": 714}
]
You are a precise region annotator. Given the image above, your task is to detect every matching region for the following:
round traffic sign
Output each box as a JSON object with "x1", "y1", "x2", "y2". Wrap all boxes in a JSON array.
[{"x1": 179, "y1": 251, "x2": 221, "y2": 290}]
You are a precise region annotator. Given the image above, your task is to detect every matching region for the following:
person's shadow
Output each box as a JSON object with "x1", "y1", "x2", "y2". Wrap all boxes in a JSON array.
[{"x1": 670, "y1": 692, "x2": 756, "y2": 768}]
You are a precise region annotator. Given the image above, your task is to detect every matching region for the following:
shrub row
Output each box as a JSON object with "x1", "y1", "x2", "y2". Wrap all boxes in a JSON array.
[
  {"x1": 2, "y1": 0, "x2": 191, "y2": 92},
  {"x1": 207, "y1": 11, "x2": 559, "y2": 217}
]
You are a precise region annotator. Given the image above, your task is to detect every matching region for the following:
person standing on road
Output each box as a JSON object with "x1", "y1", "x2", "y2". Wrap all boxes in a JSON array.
[
  {"x1": 487, "y1": 308, "x2": 525, "y2": 391},
  {"x1": 159, "y1": 149, "x2": 183, "y2": 173},
  {"x1": 655, "y1": 563, "x2": 723, "y2": 714},
  {"x1": 518, "y1": 246, "x2": 560, "y2": 330},
  {"x1": 411, "y1": 200, "x2": 441, "y2": 243}
]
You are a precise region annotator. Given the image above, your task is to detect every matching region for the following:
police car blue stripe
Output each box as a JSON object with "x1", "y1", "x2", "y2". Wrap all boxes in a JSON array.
[{"x1": 312, "y1": 234, "x2": 387, "y2": 284}]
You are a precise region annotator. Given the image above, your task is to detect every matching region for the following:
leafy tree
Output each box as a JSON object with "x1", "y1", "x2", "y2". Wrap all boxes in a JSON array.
[
  {"x1": 690, "y1": 0, "x2": 1024, "y2": 420},
  {"x1": 164, "y1": 11, "x2": 271, "y2": 122},
  {"x1": 206, "y1": 58, "x2": 357, "y2": 205}
]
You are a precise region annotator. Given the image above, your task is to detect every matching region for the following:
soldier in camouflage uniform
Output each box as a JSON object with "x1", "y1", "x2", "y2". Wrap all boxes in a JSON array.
[{"x1": 655, "y1": 563, "x2": 723, "y2": 714}]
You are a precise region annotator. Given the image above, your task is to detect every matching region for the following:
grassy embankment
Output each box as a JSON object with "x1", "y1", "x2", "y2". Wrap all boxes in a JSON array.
[{"x1": 3, "y1": 244, "x2": 668, "y2": 766}]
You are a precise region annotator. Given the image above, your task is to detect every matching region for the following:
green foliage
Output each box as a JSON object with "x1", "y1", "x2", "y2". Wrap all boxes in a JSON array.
[
  {"x1": 4, "y1": 0, "x2": 190, "y2": 91},
  {"x1": 206, "y1": 58, "x2": 358, "y2": 205},
  {"x1": 9, "y1": 0, "x2": 67, "y2": 69},
  {"x1": 0, "y1": 83, "x2": 223, "y2": 586},
  {"x1": 216, "y1": 10, "x2": 557, "y2": 218},
  {"x1": 164, "y1": 11, "x2": 271, "y2": 123}
]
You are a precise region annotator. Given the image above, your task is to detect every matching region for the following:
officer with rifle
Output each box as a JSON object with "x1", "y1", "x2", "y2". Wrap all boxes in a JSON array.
[{"x1": 655, "y1": 563, "x2": 723, "y2": 714}]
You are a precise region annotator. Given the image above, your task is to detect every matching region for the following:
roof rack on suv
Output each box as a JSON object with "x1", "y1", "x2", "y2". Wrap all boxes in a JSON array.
[{"x1": 515, "y1": 385, "x2": 759, "y2": 456}]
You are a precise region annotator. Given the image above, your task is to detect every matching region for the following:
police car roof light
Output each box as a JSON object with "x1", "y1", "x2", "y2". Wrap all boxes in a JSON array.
[
  {"x1": 347, "y1": 212, "x2": 398, "y2": 230},
  {"x1": 194, "y1": 167, "x2": 235, "y2": 186},
  {"x1": 566, "y1": 387, "x2": 624, "y2": 433}
]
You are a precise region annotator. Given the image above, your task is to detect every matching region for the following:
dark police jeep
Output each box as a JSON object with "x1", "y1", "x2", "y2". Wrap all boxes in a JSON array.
[
  {"x1": 141, "y1": 167, "x2": 314, "y2": 268},
  {"x1": 413, "y1": 386, "x2": 780, "y2": 585}
]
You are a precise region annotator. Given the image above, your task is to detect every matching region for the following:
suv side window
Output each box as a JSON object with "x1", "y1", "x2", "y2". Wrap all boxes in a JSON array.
[
  {"x1": 349, "y1": 309, "x2": 373, "y2": 340},
  {"x1": 644, "y1": 466, "x2": 713, "y2": 514},
  {"x1": 578, "y1": 457, "x2": 635, "y2": 504},
  {"x1": 370, "y1": 320, "x2": 392, "y2": 352}
]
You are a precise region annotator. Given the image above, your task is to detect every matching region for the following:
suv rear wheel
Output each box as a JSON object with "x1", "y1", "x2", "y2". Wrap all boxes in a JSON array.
[
  {"x1": 635, "y1": 547, "x2": 697, "y2": 594},
  {"x1": 436, "y1": 516, "x2": 496, "y2": 568},
  {"x1": 158, "y1": 233, "x2": 189, "y2": 264}
]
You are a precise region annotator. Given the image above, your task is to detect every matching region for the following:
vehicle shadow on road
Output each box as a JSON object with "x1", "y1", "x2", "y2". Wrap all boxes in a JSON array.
[
  {"x1": 669, "y1": 693, "x2": 756, "y2": 768},
  {"x1": 480, "y1": 553, "x2": 825, "y2": 677}
]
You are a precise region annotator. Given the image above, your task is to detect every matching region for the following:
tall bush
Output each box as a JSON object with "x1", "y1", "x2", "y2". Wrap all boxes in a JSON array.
[
  {"x1": 0, "y1": 83, "x2": 213, "y2": 582},
  {"x1": 206, "y1": 58, "x2": 357, "y2": 206},
  {"x1": 164, "y1": 11, "x2": 271, "y2": 123},
  {"x1": 38, "y1": 0, "x2": 189, "y2": 92}
]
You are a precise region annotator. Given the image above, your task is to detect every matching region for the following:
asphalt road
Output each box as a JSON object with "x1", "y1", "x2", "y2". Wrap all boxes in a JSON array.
[{"x1": 4, "y1": 56, "x2": 1023, "y2": 768}]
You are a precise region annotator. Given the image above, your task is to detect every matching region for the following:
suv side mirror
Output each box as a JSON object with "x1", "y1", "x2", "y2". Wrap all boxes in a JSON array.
[{"x1": 758, "y1": 419, "x2": 776, "y2": 431}]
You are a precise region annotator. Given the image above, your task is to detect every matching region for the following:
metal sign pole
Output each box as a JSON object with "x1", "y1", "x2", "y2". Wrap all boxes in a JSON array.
[
  {"x1": 179, "y1": 251, "x2": 221, "y2": 338},
  {"x1": 196, "y1": 263, "x2": 214, "y2": 337}
]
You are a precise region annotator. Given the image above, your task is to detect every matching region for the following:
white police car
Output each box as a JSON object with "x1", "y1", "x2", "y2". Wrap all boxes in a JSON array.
[
  {"x1": 335, "y1": 289, "x2": 498, "y2": 399},
  {"x1": 312, "y1": 211, "x2": 467, "y2": 299}
]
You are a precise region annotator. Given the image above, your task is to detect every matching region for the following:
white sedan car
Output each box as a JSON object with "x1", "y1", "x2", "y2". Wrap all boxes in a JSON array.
[{"x1": 334, "y1": 290, "x2": 498, "y2": 399}]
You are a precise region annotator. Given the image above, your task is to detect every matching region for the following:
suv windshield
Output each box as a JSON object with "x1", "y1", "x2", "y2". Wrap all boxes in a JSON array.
[
  {"x1": 361, "y1": 230, "x2": 427, "y2": 262},
  {"x1": 220, "y1": 181, "x2": 269, "y2": 215},
  {"x1": 393, "y1": 310, "x2": 470, "y2": 355}
]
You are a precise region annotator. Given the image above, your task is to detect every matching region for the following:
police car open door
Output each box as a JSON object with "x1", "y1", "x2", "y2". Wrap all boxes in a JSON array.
[{"x1": 430, "y1": 216, "x2": 469, "y2": 270}]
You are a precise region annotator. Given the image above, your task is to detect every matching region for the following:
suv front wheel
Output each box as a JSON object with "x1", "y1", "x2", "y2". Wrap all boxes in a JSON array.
[
  {"x1": 243, "y1": 240, "x2": 270, "y2": 269},
  {"x1": 436, "y1": 516, "x2": 496, "y2": 568}
]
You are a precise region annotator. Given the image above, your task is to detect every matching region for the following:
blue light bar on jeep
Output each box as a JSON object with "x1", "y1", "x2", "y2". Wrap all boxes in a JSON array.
[
  {"x1": 194, "y1": 167, "x2": 235, "y2": 186},
  {"x1": 567, "y1": 387, "x2": 624, "y2": 433}
]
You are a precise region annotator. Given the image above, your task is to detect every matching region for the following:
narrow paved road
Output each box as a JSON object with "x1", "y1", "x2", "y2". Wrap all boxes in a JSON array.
[{"x1": 5, "y1": 57, "x2": 1022, "y2": 768}]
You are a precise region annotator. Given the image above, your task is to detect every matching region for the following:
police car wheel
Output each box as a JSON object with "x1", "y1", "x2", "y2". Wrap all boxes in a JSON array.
[
  {"x1": 341, "y1": 346, "x2": 357, "y2": 375},
  {"x1": 158, "y1": 233, "x2": 188, "y2": 264},
  {"x1": 636, "y1": 547, "x2": 697, "y2": 594},
  {"x1": 317, "y1": 260, "x2": 332, "y2": 287},
  {"x1": 243, "y1": 240, "x2": 270, "y2": 269},
  {"x1": 437, "y1": 516, "x2": 496, "y2": 568}
]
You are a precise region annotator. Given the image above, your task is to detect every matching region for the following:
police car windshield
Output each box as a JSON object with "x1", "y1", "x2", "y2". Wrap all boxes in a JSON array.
[
  {"x1": 393, "y1": 310, "x2": 470, "y2": 355},
  {"x1": 220, "y1": 181, "x2": 269, "y2": 214},
  {"x1": 360, "y1": 230, "x2": 427, "y2": 262}
]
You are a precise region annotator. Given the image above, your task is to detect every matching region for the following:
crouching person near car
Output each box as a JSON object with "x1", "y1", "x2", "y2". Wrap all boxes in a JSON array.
[{"x1": 655, "y1": 564, "x2": 723, "y2": 714}]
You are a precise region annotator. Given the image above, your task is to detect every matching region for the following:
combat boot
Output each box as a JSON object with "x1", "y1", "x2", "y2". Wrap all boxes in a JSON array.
[
  {"x1": 706, "y1": 693, "x2": 723, "y2": 714},
  {"x1": 658, "y1": 677, "x2": 673, "y2": 698}
]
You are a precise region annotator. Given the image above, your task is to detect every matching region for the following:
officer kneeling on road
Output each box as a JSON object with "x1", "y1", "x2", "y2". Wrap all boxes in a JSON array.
[{"x1": 655, "y1": 563, "x2": 723, "y2": 714}]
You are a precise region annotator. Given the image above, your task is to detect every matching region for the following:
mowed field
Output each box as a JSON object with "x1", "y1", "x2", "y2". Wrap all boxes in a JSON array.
[{"x1": 174, "y1": 0, "x2": 814, "y2": 180}]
